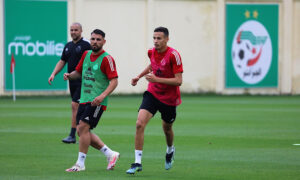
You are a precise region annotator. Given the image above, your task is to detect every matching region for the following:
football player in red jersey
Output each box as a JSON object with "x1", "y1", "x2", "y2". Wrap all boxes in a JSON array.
[{"x1": 127, "y1": 27, "x2": 183, "y2": 174}]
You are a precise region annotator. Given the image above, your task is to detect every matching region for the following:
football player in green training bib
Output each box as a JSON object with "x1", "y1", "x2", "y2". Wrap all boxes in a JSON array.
[{"x1": 63, "y1": 29, "x2": 120, "y2": 172}]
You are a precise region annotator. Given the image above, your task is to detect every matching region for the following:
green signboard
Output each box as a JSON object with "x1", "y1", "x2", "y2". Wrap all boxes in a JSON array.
[
  {"x1": 225, "y1": 4, "x2": 278, "y2": 88},
  {"x1": 4, "y1": 0, "x2": 67, "y2": 91}
]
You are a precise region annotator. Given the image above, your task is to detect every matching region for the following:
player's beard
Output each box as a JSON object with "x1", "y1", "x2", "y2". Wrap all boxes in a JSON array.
[{"x1": 92, "y1": 45, "x2": 102, "y2": 53}]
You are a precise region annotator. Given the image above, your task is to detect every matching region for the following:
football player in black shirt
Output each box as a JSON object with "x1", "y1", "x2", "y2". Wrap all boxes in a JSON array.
[{"x1": 48, "y1": 22, "x2": 91, "y2": 143}]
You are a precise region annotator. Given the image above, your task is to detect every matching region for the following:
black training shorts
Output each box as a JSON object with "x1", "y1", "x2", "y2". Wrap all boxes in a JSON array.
[
  {"x1": 76, "y1": 103, "x2": 104, "y2": 129},
  {"x1": 69, "y1": 82, "x2": 81, "y2": 103},
  {"x1": 139, "y1": 91, "x2": 176, "y2": 124}
]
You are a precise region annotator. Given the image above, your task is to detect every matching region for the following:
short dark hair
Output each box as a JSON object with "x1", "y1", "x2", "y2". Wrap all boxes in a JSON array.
[
  {"x1": 91, "y1": 29, "x2": 105, "y2": 38},
  {"x1": 154, "y1": 26, "x2": 169, "y2": 37}
]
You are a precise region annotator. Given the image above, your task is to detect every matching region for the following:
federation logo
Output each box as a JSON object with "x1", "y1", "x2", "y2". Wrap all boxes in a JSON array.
[
  {"x1": 93, "y1": 64, "x2": 99, "y2": 70},
  {"x1": 231, "y1": 20, "x2": 272, "y2": 84}
]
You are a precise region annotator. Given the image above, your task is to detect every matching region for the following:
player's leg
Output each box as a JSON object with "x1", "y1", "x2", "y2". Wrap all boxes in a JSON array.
[
  {"x1": 90, "y1": 133, "x2": 104, "y2": 149},
  {"x1": 66, "y1": 104, "x2": 90, "y2": 172},
  {"x1": 90, "y1": 133, "x2": 120, "y2": 170},
  {"x1": 127, "y1": 91, "x2": 157, "y2": 174},
  {"x1": 126, "y1": 109, "x2": 152, "y2": 174},
  {"x1": 160, "y1": 104, "x2": 176, "y2": 170},
  {"x1": 71, "y1": 101, "x2": 79, "y2": 129},
  {"x1": 162, "y1": 121, "x2": 175, "y2": 170},
  {"x1": 63, "y1": 83, "x2": 80, "y2": 143},
  {"x1": 162, "y1": 121, "x2": 174, "y2": 147},
  {"x1": 65, "y1": 121, "x2": 90, "y2": 172},
  {"x1": 78, "y1": 121, "x2": 91, "y2": 154},
  {"x1": 135, "y1": 109, "x2": 153, "y2": 150}
]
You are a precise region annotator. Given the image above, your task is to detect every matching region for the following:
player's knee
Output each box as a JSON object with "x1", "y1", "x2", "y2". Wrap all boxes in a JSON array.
[
  {"x1": 136, "y1": 120, "x2": 145, "y2": 130},
  {"x1": 77, "y1": 123, "x2": 88, "y2": 134},
  {"x1": 163, "y1": 124, "x2": 172, "y2": 132},
  {"x1": 77, "y1": 125, "x2": 83, "y2": 133},
  {"x1": 71, "y1": 102, "x2": 79, "y2": 111}
]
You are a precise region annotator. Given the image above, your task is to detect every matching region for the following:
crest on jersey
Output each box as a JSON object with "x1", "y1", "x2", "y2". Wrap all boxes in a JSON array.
[{"x1": 161, "y1": 58, "x2": 166, "y2": 66}]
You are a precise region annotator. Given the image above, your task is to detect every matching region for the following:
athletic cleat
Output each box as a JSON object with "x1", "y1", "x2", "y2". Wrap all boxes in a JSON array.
[
  {"x1": 165, "y1": 148, "x2": 175, "y2": 170},
  {"x1": 126, "y1": 163, "x2": 142, "y2": 174},
  {"x1": 65, "y1": 164, "x2": 85, "y2": 172},
  {"x1": 62, "y1": 136, "x2": 76, "y2": 144},
  {"x1": 107, "y1": 151, "x2": 120, "y2": 170}
]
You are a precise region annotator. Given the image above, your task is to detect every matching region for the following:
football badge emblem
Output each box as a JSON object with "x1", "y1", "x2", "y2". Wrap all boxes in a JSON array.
[{"x1": 231, "y1": 20, "x2": 272, "y2": 85}]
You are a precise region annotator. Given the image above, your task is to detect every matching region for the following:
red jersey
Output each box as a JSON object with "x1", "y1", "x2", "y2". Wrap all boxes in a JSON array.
[
  {"x1": 75, "y1": 50, "x2": 118, "y2": 110},
  {"x1": 147, "y1": 47, "x2": 183, "y2": 106}
]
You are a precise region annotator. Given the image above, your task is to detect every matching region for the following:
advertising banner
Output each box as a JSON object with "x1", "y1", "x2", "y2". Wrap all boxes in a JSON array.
[
  {"x1": 4, "y1": 0, "x2": 67, "y2": 91},
  {"x1": 225, "y1": 4, "x2": 278, "y2": 88}
]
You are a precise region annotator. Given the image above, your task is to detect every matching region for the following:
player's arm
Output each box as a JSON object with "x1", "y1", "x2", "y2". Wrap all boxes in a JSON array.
[
  {"x1": 91, "y1": 55, "x2": 118, "y2": 106},
  {"x1": 145, "y1": 51, "x2": 183, "y2": 86},
  {"x1": 63, "y1": 70, "x2": 81, "y2": 81},
  {"x1": 145, "y1": 72, "x2": 182, "y2": 86},
  {"x1": 131, "y1": 64, "x2": 152, "y2": 86},
  {"x1": 91, "y1": 78, "x2": 118, "y2": 106},
  {"x1": 64, "y1": 51, "x2": 87, "y2": 81},
  {"x1": 48, "y1": 60, "x2": 66, "y2": 85}
]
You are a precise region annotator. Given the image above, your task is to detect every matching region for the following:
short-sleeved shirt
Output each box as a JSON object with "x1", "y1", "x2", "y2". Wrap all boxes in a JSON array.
[
  {"x1": 61, "y1": 38, "x2": 91, "y2": 85},
  {"x1": 147, "y1": 47, "x2": 183, "y2": 106},
  {"x1": 75, "y1": 50, "x2": 118, "y2": 110},
  {"x1": 147, "y1": 47, "x2": 183, "y2": 74}
]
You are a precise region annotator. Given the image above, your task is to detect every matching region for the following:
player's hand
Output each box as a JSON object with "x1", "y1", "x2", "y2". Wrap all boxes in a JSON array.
[
  {"x1": 91, "y1": 94, "x2": 105, "y2": 106},
  {"x1": 145, "y1": 72, "x2": 157, "y2": 83},
  {"x1": 131, "y1": 77, "x2": 140, "y2": 86},
  {"x1": 63, "y1": 73, "x2": 70, "y2": 80},
  {"x1": 48, "y1": 74, "x2": 55, "y2": 85}
]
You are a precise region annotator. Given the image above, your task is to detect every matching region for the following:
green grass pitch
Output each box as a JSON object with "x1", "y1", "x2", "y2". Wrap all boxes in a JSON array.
[{"x1": 0, "y1": 95, "x2": 300, "y2": 180}]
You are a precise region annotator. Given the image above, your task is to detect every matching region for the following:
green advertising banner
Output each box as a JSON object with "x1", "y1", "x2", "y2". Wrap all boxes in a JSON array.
[
  {"x1": 4, "y1": 0, "x2": 67, "y2": 91},
  {"x1": 225, "y1": 4, "x2": 278, "y2": 88}
]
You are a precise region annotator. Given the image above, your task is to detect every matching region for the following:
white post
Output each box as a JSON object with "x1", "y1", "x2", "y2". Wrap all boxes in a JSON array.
[{"x1": 12, "y1": 64, "x2": 16, "y2": 101}]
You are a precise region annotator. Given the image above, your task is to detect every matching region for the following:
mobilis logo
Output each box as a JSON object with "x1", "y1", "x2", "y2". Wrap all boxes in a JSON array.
[{"x1": 8, "y1": 36, "x2": 64, "y2": 56}]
